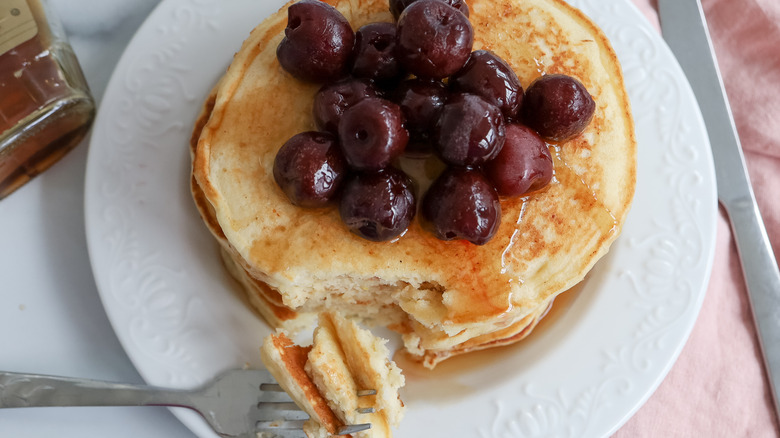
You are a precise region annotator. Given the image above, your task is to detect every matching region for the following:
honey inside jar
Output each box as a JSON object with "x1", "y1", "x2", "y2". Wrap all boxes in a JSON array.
[{"x1": 0, "y1": 0, "x2": 95, "y2": 199}]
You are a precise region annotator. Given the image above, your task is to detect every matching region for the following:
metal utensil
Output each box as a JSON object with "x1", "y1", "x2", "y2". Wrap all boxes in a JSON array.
[
  {"x1": 0, "y1": 369, "x2": 371, "y2": 438},
  {"x1": 658, "y1": 0, "x2": 780, "y2": 421}
]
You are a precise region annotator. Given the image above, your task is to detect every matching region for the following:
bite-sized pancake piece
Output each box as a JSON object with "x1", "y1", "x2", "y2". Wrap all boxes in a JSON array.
[
  {"x1": 260, "y1": 313, "x2": 405, "y2": 437},
  {"x1": 317, "y1": 313, "x2": 405, "y2": 427},
  {"x1": 193, "y1": 0, "x2": 636, "y2": 367},
  {"x1": 260, "y1": 331, "x2": 344, "y2": 436}
]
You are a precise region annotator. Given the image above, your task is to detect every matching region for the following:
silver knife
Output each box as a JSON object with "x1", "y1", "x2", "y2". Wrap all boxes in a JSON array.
[{"x1": 659, "y1": 0, "x2": 780, "y2": 420}]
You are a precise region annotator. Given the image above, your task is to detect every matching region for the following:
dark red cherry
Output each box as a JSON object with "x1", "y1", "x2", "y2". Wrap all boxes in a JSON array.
[
  {"x1": 339, "y1": 168, "x2": 416, "y2": 241},
  {"x1": 422, "y1": 167, "x2": 501, "y2": 245},
  {"x1": 313, "y1": 78, "x2": 379, "y2": 134},
  {"x1": 338, "y1": 98, "x2": 409, "y2": 170},
  {"x1": 450, "y1": 50, "x2": 523, "y2": 119},
  {"x1": 396, "y1": 0, "x2": 473, "y2": 79},
  {"x1": 276, "y1": 0, "x2": 354, "y2": 83},
  {"x1": 522, "y1": 74, "x2": 596, "y2": 141},
  {"x1": 434, "y1": 93, "x2": 505, "y2": 166},
  {"x1": 484, "y1": 124, "x2": 553, "y2": 196},
  {"x1": 392, "y1": 78, "x2": 448, "y2": 141},
  {"x1": 352, "y1": 22, "x2": 403, "y2": 84},
  {"x1": 273, "y1": 131, "x2": 347, "y2": 207},
  {"x1": 459, "y1": 0, "x2": 469, "y2": 16},
  {"x1": 389, "y1": 0, "x2": 469, "y2": 20}
]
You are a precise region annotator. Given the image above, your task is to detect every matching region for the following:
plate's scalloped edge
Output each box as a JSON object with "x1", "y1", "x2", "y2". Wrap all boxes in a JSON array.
[{"x1": 84, "y1": 0, "x2": 718, "y2": 437}]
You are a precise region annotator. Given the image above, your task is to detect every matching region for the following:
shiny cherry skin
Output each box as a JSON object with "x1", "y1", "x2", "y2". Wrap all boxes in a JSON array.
[
  {"x1": 352, "y1": 22, "x2": 403, "y2": 84},
  {"x1": 459, "y1": 0, "x2": 469, "y2": 17},
  {"x1": 389, "y1": 0, "x2": 470, "y2": 19},
  {"x1": 396, "y1": 0, "x2": 473, "y2": 79},
  {"x1": 338, "y1": 97, "x2": 409, "y2": 170},
  {"x1": 434, "y1": 93, "x2": 505, "y2": 166},
  {"x1": 522, "y1": 74, "x2": 596, "y2": 141},
  {"x1": 339, "y1": 168, "x2": 416, "y2": 241},
  {"x1": 276, "y1": 0, "x2": 355, "y2": 83},
  {"x1": 450, "y1": 50, "x2": 523, "y2": 119},
  {"x1": 484, "y1": 124, "x2": 553, "y2": 196},
  {"x1": 422, "y1": 167, "x2": 501, "y2": 245},
  {"x1": 273, "y1": 131, "x2": 347, "y2": 207},
  {"x1": 392, "y1": 78, "x2": 448, "y2": 140},
  {"x1": 313, "y1": 78, "x2": 379, "y2": 134}
]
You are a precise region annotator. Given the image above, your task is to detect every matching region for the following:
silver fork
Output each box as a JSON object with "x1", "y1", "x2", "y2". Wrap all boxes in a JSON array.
[{"x1": 0, "y1": 369, "x2": 372, "y2": 438}]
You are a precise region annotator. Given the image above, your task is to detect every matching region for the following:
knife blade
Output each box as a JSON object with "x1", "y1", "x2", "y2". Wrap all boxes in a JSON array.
[{"x1": 659, "y1": 0, "x2": 780, "y2": 421}]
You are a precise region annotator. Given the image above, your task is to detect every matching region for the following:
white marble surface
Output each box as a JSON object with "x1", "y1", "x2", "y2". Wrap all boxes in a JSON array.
[{"x1": 0, "y1": 0, "x2": 194, "y2": 436}]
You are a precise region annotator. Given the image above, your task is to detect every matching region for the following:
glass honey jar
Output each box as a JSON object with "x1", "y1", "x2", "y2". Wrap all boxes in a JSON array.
[{"x1": 0, "y1": 0, "x2": 95, "y2": 199}]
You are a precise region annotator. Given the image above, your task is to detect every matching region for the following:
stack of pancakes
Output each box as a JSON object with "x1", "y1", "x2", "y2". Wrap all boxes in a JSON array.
[
  {"x1": 261, "y1": 312, "x2": 405, "y2": 437},
  {"x1": 190, "y1": 0, "x2": 636, "y2": 368}
]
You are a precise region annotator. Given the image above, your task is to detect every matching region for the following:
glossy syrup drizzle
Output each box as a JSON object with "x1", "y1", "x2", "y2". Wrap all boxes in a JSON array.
[
  {"x1": 495, "y1": 142, "x2": 618, "y2": 293},
  {"x1": 500, "y1": 196, "x2": 529, "y2": 277}
]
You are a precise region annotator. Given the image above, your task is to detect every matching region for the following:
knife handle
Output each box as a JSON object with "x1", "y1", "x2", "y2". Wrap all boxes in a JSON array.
[{"x1": 725, "y1": 197, "x2": 780, "y2": 415}]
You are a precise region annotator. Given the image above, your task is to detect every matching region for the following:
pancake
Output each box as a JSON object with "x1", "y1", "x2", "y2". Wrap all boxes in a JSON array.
[
  {"x1": 193, "y1": 0, "x2": 636, "y2": 367},
  {"x1": 260, "y1": 312, "x2": 404, "y2": 437},
  {"x1": 401, "y1": 296, "x2": 553, "y2": 368},
  {"x1": 190, "y1": 86, "x2": 317, "y2": 332}
]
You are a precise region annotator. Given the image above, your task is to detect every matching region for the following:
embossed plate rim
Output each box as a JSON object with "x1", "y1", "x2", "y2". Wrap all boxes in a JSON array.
[{"x1": 84, "y1": 0, "x2": 717, "y2": 437}]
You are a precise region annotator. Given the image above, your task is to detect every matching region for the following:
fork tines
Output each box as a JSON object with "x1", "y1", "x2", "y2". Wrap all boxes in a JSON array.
[
  {"x1": 337, "y1": 422, "x2": 372, "y2": 434},
  {"x1": 256, "y1": 419, "x2": 372, "y2": 437},
  {"x1": 256, "y1": 387, "x2": 375, "y2": 437}
]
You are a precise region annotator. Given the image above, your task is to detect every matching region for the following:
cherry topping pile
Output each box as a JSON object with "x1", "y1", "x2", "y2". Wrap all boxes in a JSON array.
[{"x1": 273, "y1": 0, "x2": 596, "y2": 244}]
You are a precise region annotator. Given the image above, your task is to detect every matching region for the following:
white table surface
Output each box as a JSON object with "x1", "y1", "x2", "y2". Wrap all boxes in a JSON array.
[{"x1": 0, "y1": 1, "x2": 195, "y2": 436}]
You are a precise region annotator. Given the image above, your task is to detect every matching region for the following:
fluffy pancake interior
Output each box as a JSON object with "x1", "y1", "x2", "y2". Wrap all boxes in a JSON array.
[
  {"x1": 260, "y1": 313, "x2": 404, "y2": 437},
  {"x1": 260, "y1": 332, "x2": 344, "y2": 435}
]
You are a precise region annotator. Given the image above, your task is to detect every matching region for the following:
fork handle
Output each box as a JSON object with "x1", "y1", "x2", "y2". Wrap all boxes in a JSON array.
[{"x1": 0, "y1": 371, "x2": 192, "y2": 408}]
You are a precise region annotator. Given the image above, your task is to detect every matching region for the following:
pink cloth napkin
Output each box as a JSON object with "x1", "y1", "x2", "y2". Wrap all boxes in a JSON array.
[{"x1": 614, "y1": 0, "x2": 780, "y2": 436}]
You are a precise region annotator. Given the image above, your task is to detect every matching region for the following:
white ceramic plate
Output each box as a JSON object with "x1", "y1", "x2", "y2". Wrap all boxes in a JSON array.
[{"x1": 85, "y1": 0, "x2": 717, "y2": 436}]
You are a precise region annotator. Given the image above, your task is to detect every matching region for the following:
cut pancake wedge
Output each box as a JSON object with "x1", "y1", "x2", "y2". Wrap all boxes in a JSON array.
[{"x1": 260, "y1": 313, "x2": 404, "y2": 437}]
